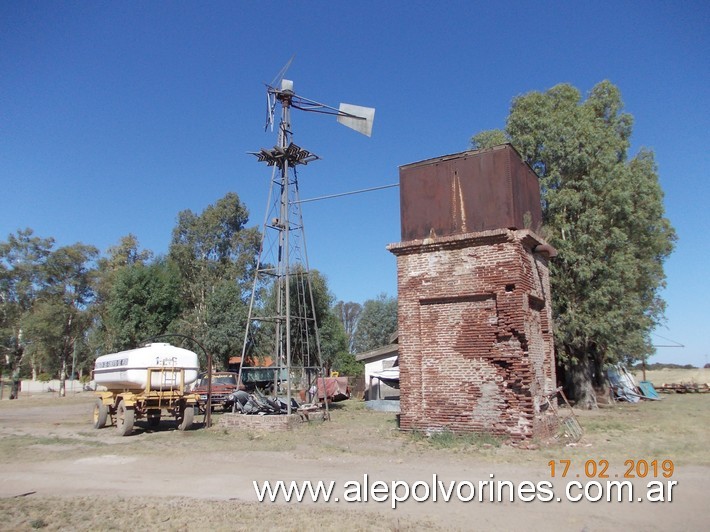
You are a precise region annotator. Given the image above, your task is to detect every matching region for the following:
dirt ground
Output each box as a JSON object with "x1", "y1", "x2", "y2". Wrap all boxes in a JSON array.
[{"x1": 0, "y1": 391, "x2": 708, "y2": 531}]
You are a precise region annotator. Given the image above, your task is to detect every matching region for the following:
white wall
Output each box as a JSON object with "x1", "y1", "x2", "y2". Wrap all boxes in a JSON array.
[
  {"x1": 364, "y1": 356, "x2": 399, "y2": 400},
  {"x1": 18, "y1": 379, "x2": 84, "y2": 394}
]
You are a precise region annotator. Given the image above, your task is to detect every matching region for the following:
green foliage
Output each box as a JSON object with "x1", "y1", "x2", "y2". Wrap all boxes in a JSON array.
[
  {"x1": 2, "y1": 195, "x2": 385, "y2": 391},
  {"x1": 40, "y1": 243, "x2": 98, "y2": 391},
  {"x1": 470, "y1": 129, "x2": 508, "y2": 150},
  {"x1": 332, "y1": 351, "x2": 364, "y2": 377},
  {"x1": 89, "y1": 234, "x2": 154, "y2": 355},
  {"x1": 255, "y1": 268, "x2": 346, "y2": 372},
  {"x1": 634, "y1": 362, "x2": 698, "y2": 370},
  {"x1": 30, "y1": 518, "x2": 48, "y2": 529},
  {"x1": 471, "y1": 80, "x2": 675, "y2": 406},
  {"x1": 169, "y1": 192, "x2": 259, "y2": 299},
  {"x1": 333, "y1": 300, "x2": 362, "y2": 353},
  {"x1": 318, "y1": 308, "x2": 349, "y2": 373},
  {"x1": 1, "y1": 234, "x2": 97, "y2": 394},
  {"x1": 168, "y1": 192, "x2": 260, "y2": 366},
  {"x1": 106, "y1": 260, "x2": 182, "y2": 351},
  {"x1": 289, "y1": 269, "x2": 335, "y2": 353},
  {"x1": 1, "y1": 229, "x2": 56, "y2": 395},
  {"x1": 104, "y1": 234, "x2": 153, "y2": 269},
  {"x1": 23, "y1": 299, "x2": 70, "y2": 377},
  {"x1": 0, "y1": 229, "x2": 54, "y2": 351},
  {"x1": 351, "y1": 294, "x2": 398, "y2": 354},
  {"x1": 410, "y1": 429, "x2": 503, "y2": 449},
  {"x1": 203, "y1": 279, "x2": 249, "y2": 369}
]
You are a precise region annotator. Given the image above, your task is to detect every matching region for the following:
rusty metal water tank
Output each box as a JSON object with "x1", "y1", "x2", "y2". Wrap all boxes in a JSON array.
[{"x1": 399, "y1": 144, "x2": 543, "y2": 241}]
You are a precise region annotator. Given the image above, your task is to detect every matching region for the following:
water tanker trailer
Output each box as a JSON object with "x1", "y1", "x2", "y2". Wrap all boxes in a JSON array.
[{"x1": 92, "y1": 343, "x2": 200, "y2": 436}]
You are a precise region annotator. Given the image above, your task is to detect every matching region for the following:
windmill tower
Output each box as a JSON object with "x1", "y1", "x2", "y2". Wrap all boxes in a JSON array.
[{"x1": 239, "y1": 69, "x2": 375, "y2": 415}]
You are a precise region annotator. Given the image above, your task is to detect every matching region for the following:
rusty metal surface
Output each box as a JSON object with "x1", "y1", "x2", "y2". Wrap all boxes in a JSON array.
[{"x1": 398, "y1": 144, "x2": 542, "y2": 241}]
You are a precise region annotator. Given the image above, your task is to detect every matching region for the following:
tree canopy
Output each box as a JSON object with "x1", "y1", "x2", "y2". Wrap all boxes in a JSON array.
[
  {"x1": 333, "y1": 300, "x2": 363, "y2": 353},
  {"x1": 2, "y1": 192, "x2": 384, "y2": 390},
  {"x1": 472, "y1": 80, "x2": 675, "y2": 407},
  {"x1": 168, "y1": 192, "x2": 261, "y2": 368},
  {"x1": 105, "y1": 259, "x2": 182, "y2": 351},
  {"x1": 1, "y1": 231, "x2": 97, "y2": 396},
  {"x1": 351, "y1": 294, "x2": 398, "y2": 354},
  {"x1": 0, "y1": 192, "x2": 264, "y2": 389}
]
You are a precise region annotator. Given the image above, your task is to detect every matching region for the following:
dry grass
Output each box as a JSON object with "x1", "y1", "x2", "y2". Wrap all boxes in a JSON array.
[
  {"x1": 1, "y1": 391, "x2": 709, "y2": 466},
  {"x1": 550, "y1": 394, "x2": 710, "y2": 465},
  {"x1": 1, "y1": 382, "x2": 709, "y2": 530},
  {"x1": 0, "y1": 496, "x2": 434, "y2": 531},
  {"x1": 633, "y1": 368, "x2": 709, "y2": 386}
]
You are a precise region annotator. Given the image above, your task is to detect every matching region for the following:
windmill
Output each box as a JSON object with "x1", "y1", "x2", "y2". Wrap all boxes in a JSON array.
[{"x1": 239, "y1": 63, "x2": 375, "y2": 415}]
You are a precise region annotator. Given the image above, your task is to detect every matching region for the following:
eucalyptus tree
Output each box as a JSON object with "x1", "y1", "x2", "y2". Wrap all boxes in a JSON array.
[
  {"x1": 471, "y1": 81, "x2": 675, "y2": 407},
  {"x1": 35, "y1": 243, "x2": 98, "y2": 395},
  {"x1": 89, "y1": 234, "x2": 154, "y2": 354},
  {"x1": 168, "y1": 192, "x2": 261, "y2": 366},
  {"x1": 333, "y1": 300, "x2": 363, "y2": 353},
  {"x1": 1, "y1": 235, "x2": 97, "y2": 397},
  {"x1": 105, "y1": 259, "x2": 182, "y2": 352},
  {"x1": 0, "y1": 229, "x2": 53, "y2": 398},
  {"x1": 351, "y1": 294, "x2": 398, "y2": 355},
  {"x1": 295, "y1": 271, "x2": 349, "y2": 375},
  {"x1": 254, "y1": 267, "x2": 348, "y2": 375}
]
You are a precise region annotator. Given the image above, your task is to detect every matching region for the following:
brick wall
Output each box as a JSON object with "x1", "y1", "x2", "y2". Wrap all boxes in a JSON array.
[
  {"x1": 388, "y1": 229, "x2": 557, "y2": 441},
  {"x1": 218, "y1": 413, "x2": 303, "y2": 431}
]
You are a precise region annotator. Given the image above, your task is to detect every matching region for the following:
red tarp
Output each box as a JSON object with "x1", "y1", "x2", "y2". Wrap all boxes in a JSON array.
[{"x1": 315, "y1": 377, "x2": 350, "y2": 402}]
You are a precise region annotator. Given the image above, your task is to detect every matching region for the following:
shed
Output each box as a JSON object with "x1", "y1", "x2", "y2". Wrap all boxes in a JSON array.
[{"x1": 356, "y1": 333, "x2": 399, "y2": 400}]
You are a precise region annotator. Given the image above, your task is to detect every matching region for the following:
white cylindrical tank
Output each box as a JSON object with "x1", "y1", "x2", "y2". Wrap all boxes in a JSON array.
[{"x1": 93, "y1": 343, "x2": 200, "y2": 391}]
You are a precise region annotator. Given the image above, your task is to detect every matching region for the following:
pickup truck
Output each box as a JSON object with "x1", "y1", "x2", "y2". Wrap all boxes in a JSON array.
[{"x1": 192, "y1": 372, "x2": 243, "y2": 412}]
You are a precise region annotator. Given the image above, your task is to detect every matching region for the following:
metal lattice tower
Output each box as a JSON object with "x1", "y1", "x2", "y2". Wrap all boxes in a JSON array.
[{"x1": 239, "y1": 75, "x2": 374, "y2": 415}]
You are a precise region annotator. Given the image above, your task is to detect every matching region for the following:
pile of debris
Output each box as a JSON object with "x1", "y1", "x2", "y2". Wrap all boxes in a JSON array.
[
  {"x1": 229, "y1": 389, "x2": 298, "y2": 415},
  {"x1": 226, "y1": 378, "x2": 348, "y2": 420},
  {"x1": 544, "y1": 387, "x2": 583, "y2": 444},
  {"x1": 607, "y1": 365, "x2": 660, "y2": 402},
  {"x1": 656, "y1": 382, "x2": 709, "y2": 394}
]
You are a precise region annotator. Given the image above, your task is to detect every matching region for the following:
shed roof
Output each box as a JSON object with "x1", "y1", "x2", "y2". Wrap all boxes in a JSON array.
[{"x1": 355, "y1": 333, "x2": 399, "y2": 362}]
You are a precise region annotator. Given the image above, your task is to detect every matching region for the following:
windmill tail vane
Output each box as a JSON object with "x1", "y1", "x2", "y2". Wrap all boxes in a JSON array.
[{"x1": 265, "y1": 79, "x2": 375, "y2": 137}]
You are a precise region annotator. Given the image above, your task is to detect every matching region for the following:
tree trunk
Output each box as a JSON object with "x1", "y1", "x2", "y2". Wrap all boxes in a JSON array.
[
  {"x1": 9, "y1": 345, "x2": 24, "y2": 400},
  {"x1": 566, "y1": 354, "x2": 598, "y2": 410},
  {"x1": 59, "y1": 358, "x2": 67, "y2": 397},
  {"x1": 592, "y1": 349, "x2": 609, "y2": 401}
]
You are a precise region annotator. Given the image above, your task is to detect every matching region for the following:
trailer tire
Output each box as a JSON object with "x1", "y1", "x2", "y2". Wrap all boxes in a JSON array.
[
  {"x1": 116, "y1": 401, "x2": 134, "y2": 436},
  {"x1": 178, "y1": 404, "x2": 194, "y2": 431},
  {"x1": 93, "y1": 399, "x2": 108, "y2": 429}
]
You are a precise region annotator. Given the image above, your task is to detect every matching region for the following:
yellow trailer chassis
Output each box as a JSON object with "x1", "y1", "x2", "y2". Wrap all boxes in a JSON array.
[{"x1": 93, "y1": 366, "x2": 199, "y2": 436}]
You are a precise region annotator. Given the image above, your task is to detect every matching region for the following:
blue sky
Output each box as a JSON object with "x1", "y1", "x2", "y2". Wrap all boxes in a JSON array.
[{"x1": 1, "y1": 1, "x2": 708, "y2": 366}]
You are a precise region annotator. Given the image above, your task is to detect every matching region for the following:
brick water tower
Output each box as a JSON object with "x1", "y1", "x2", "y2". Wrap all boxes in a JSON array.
[{"x1": 388, "y1": 144, "x2": 558, "y2": 441}]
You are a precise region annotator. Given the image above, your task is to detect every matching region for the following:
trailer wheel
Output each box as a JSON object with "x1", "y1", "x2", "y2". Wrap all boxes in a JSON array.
[
  {"x1": 116, "y1": 401, "x2": 135, "y2": 436},
  {"x1": 93, "y1": 399, "x2": 108, "y2": 429},
  {"x1": 177, "y1": 404, "x2": 194, "y2": 431}
]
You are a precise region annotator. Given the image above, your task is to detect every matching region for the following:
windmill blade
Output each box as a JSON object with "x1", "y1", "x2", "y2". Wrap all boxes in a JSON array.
[
  {"x1": 269, "y1": 55, "x2": 295, "y2": 89},
  {"x1": 265, "y1": 90, "x2": 275, "y2": 131},
  {"x1": 264, "y1": 56, "x2": 295, "y2": 131},
  {"x1": 337, "y1": 103, "x2": 375, "y2": 137}
]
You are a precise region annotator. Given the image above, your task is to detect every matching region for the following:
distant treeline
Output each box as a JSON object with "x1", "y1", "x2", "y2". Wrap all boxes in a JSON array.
[{"x1": 633, "y1": 362, "x2": 703, "y2": 370}]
